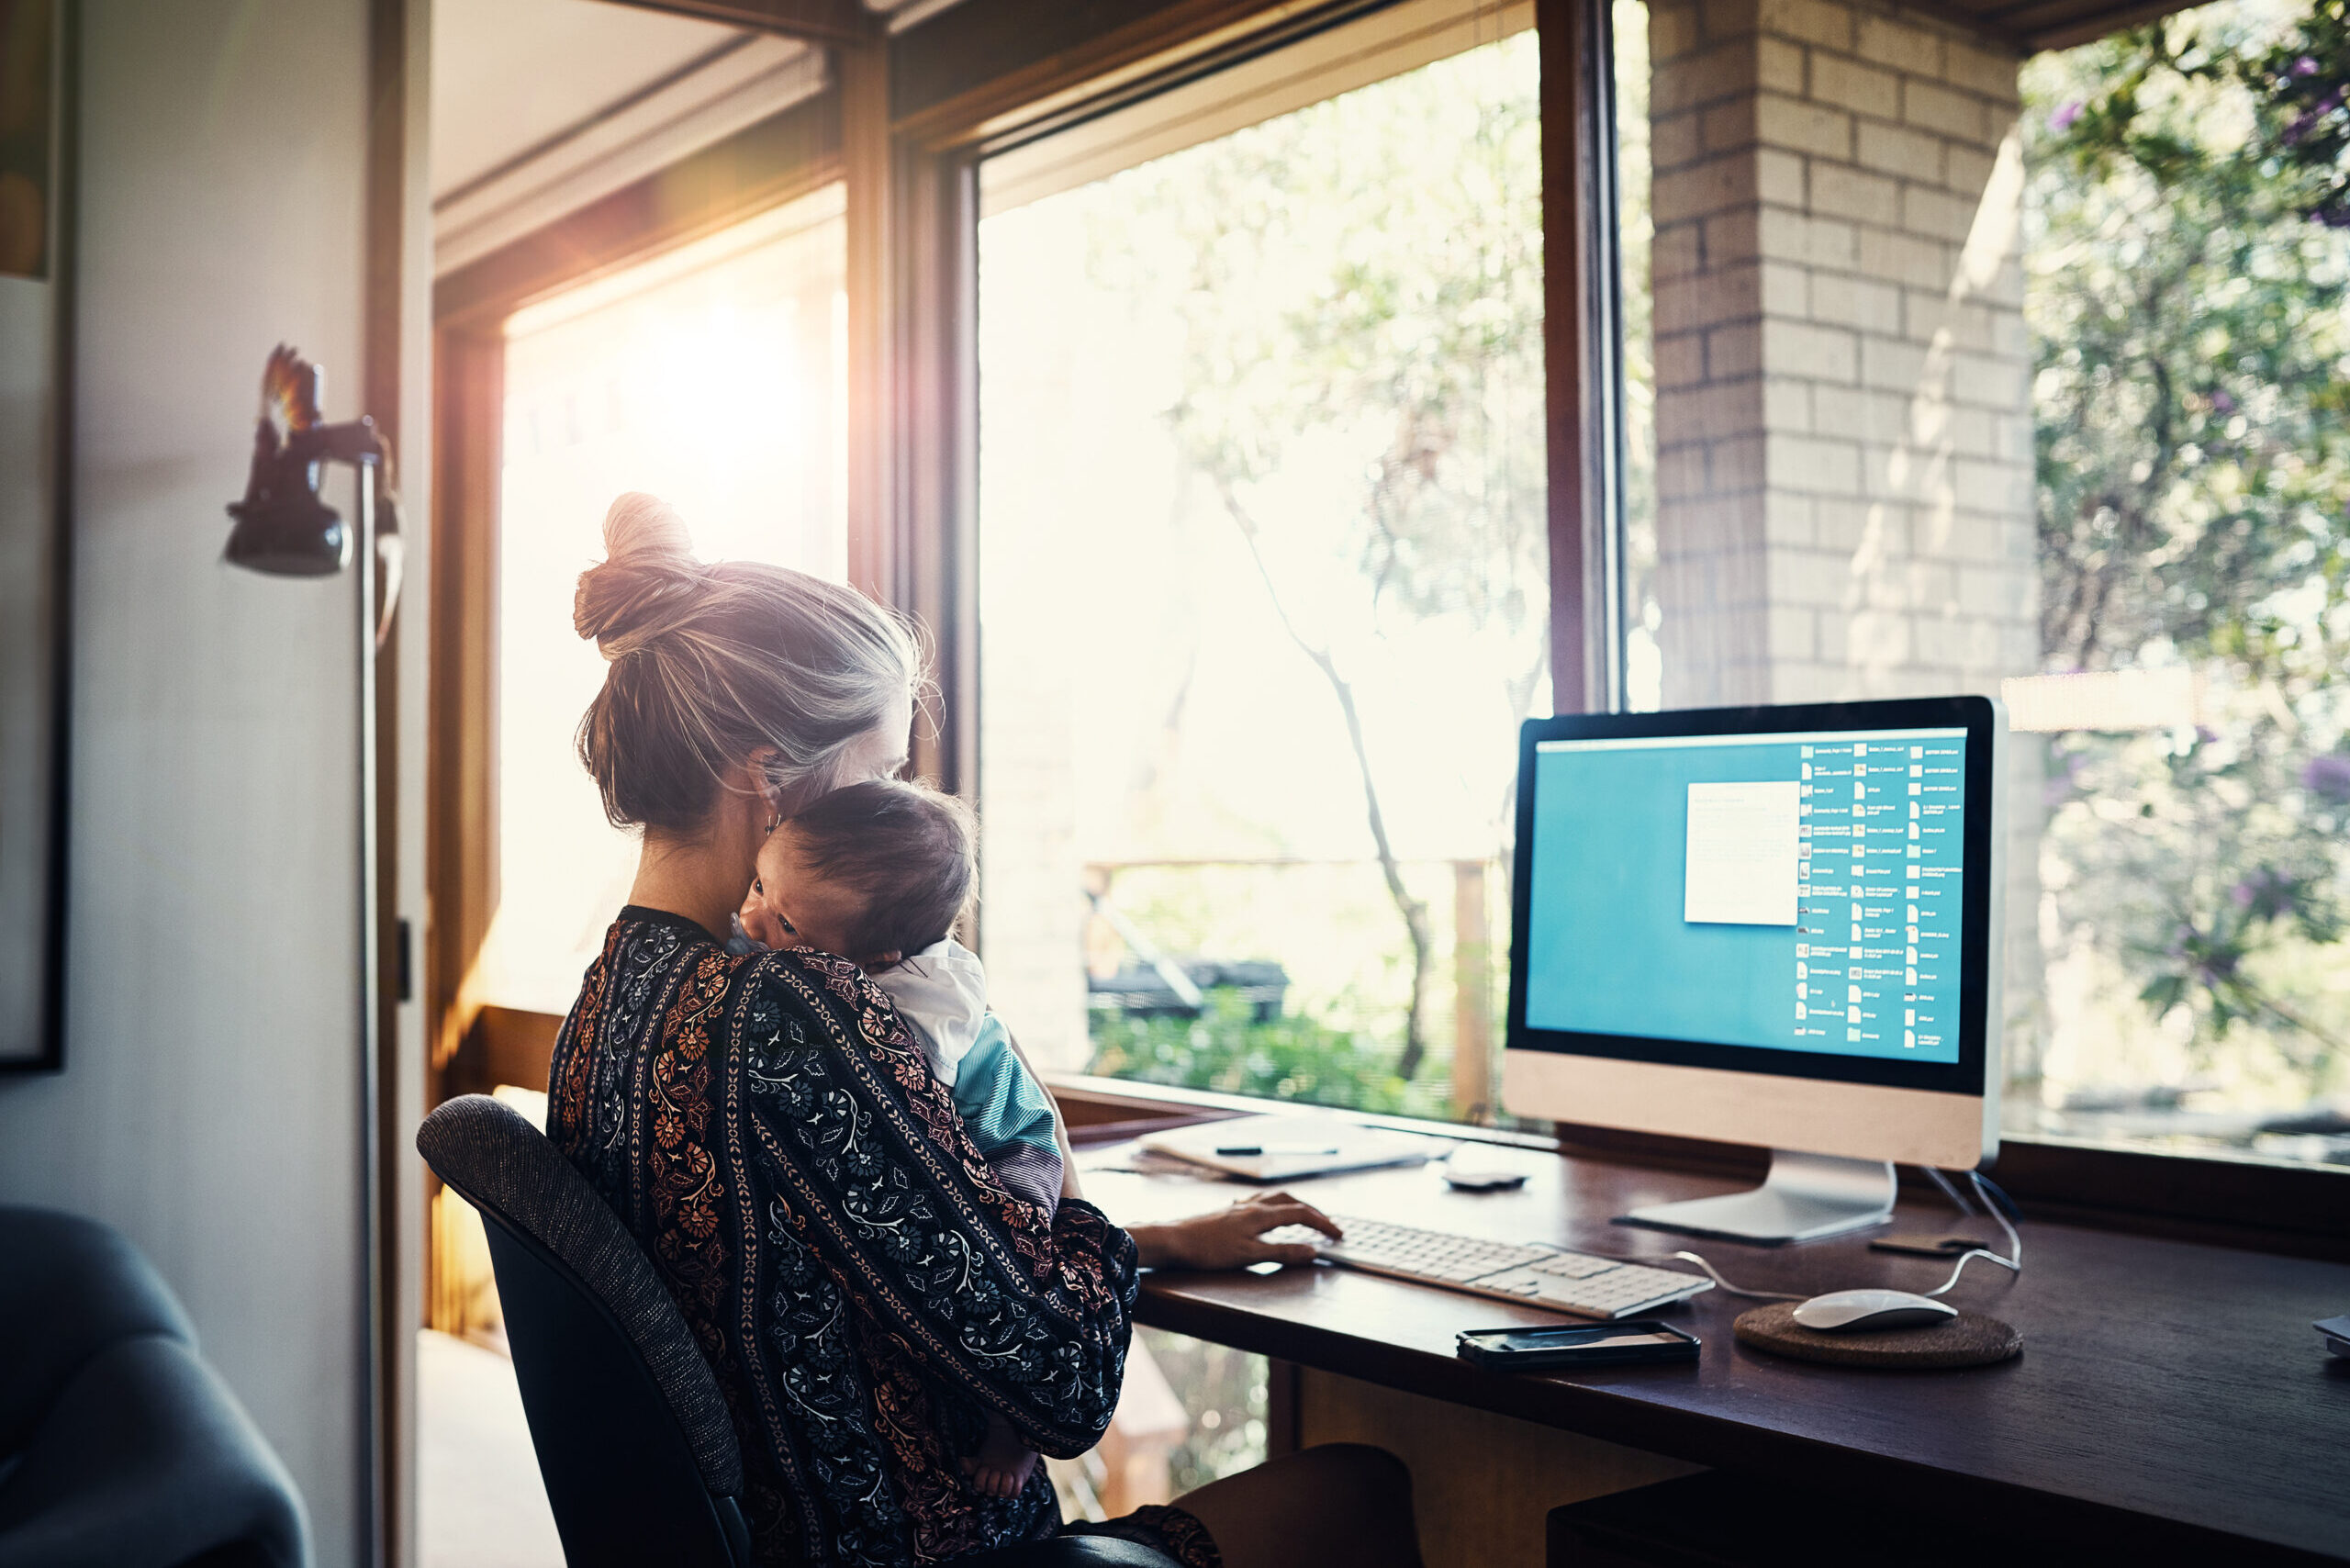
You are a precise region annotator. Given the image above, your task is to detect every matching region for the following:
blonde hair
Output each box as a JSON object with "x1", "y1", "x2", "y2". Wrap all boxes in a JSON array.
[{"x1": 573, "y1": 493, "x2": 919, "y2": 832}]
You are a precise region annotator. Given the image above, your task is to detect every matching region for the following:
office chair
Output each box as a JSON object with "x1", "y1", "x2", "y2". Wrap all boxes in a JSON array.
[{"x1": 417, "y1": 1094, "x2": 1179, "y2": 1568}]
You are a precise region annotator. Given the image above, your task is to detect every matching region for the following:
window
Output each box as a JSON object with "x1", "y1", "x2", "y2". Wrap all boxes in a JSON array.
[
  {"x1": 1614, "y1": 0, "x2": 2350, "y2": 1168},
  {"x1": 976, "y1": 0, "x2": 1545, "y2": 1123},
  {"x1": 482, "y1": 187, "x2": 847, "y2": 1013},
  {"x1": 2015, "y1": 3, "x2": 2350, "y2": 1167}
]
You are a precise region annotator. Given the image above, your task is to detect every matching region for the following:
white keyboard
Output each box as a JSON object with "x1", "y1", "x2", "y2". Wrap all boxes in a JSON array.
[{"x1": 1261, "y1": 1215, "x2": 1712, "y2": 1319}]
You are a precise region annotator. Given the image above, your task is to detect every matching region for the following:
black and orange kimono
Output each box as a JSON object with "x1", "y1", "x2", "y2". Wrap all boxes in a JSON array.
[{"x1": 548, "y1": 906, "x2": 1214, "y2": 1567}]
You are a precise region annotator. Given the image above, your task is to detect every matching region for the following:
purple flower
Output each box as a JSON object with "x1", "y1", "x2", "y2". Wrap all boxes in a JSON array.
[
  {"x1": 2285, "y1": 84, "x2": 2348, "y2": 145},
  {"x1": 2050, "y1": 100, "x2": 2085, "y2": 132},
  {"x1": 2212, "y1": 389, "x2": 2237, "y2": 413},
  {"x1": 2295, "y1": 55, "x2": 2322, "y2": 76},
  {"x1": 2302, "y1": 753, "x2": 2350, "y2": 802}
]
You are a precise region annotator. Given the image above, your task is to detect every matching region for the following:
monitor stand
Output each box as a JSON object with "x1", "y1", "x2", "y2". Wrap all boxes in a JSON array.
[{"x1": 1616, "y1": 1150, "x2": 1897, "y2": 1245}]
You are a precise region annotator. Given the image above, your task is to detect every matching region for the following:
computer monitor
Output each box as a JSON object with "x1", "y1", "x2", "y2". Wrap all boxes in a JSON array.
[{"x1": 1503, "y1": 697, "x2": 2004, "y2": 1243}]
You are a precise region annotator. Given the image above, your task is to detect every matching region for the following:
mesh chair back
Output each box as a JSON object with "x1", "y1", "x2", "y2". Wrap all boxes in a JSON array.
[{"x1": 416, "y1": 1094, "x2": 750, "y2": 1568}]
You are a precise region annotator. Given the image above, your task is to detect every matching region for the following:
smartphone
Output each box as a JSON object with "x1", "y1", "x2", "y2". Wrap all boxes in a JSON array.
[{"x1": 1456, "y1": 1320, "x2": 1700, "y2": 1370}]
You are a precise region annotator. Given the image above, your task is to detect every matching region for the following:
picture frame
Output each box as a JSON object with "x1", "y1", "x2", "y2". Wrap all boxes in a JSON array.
[{"x1": 0, "y1": 0, "x2": 73, "y2": 1071}]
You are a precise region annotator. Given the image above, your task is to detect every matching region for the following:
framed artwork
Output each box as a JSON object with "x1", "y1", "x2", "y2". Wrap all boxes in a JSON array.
[{"x1": 0, "y1": 0, "x2": 70, "y2": 1070}]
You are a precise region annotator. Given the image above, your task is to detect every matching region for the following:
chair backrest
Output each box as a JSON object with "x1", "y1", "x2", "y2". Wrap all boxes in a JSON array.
[{"x1": 416, "y1": 1095, "x2": 751, "y2": 1568}]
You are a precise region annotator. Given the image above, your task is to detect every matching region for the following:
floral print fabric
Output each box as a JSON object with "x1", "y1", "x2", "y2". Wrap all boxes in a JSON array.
[{"x1": 548, "y1": 907, "x2": 1159, "y2": 1565}]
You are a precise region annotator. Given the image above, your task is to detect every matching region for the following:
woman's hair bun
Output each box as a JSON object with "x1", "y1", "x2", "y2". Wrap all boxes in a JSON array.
[
  {"x1": 574, "y1": 492, "x2": 703, "y2": 655},
  {"x1": 603, "y1": 491, "x2": 695, "y2": 562}
]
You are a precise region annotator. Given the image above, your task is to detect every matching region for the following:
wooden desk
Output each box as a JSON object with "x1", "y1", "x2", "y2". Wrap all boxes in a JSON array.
[{"x1": 1083, "y1": 1143, "x2": 2350, "y2": 1565}]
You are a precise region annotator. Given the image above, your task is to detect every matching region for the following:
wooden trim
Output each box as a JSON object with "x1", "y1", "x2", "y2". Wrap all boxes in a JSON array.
[
  {"x1": 1265, "y1": 1358, "x2": 1303, "y2": 1457},
  {"x1": 1990, "y1": 1137, "x2": 2350, "y2": 1263},
  {"x1": 366, "y1": 1, "x2": 423, "y2": 1559},
  {"x1": 1046, "y1": 1072, "x2": 1561, "y2": 1151},
  {"x1": 890, "y1": 0, "x2": 1401, "y2": 151},
  {"x1": 441, "y1": 1006, "x2": 564, "y2": 1101},
  {"x1": 1550, "y1": 1119, "x2": 1772, "y2": 1180},
  {"x1": 848, "y1": 45, "x2": 977, "y2": 797},
  {"x1": 433, "y1": 92, "x2": 843, "y2": 329},
  {"x1": 425, "y1": 326, "x2": 501, "y2": 1106},
  {"x1": 601, "y1": 0, "x2": 878, "y2": 47},
  {"x1": 1538, "y1": 0, "x2": 1611, "y2": 716},
  {"x1": 895, "y1": 149, "x2": 978, "y2": 796},
  {"x1": 1553, "y1": 1115, "x2": 2350, "y2": 1261},
  {"x1": 843, "y1": 42, "x2": 900, "y2": 608}
]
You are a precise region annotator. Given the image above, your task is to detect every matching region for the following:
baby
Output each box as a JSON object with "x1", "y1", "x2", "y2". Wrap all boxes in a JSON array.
[{"x1": 731, "y1": 777, "x2": 1062, "y2": 1499}]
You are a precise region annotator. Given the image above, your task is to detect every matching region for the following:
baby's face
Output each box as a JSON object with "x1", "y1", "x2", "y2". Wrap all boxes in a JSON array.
[
  {"x1": 734, "y1": 880, "x2": 791, "y2": 951},
  {"x1": 752, "y1": 822, "x2": 875, "y2": 964}
]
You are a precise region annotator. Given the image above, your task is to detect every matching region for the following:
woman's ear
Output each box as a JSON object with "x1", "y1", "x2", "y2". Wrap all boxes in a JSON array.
[{"x1": 743, "y1": 747, "x2": 787, "y2": 822}]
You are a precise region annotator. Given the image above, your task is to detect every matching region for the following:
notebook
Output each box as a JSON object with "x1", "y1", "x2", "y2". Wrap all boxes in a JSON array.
[{"x1": 1138, "y1": 1114, "x2": 1439, "y2": 1182}]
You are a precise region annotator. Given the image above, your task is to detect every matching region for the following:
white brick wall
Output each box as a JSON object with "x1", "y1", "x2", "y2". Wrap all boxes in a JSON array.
[{"x1": 1647, "y1": 0, "x2": 2043, "y2": 1059}]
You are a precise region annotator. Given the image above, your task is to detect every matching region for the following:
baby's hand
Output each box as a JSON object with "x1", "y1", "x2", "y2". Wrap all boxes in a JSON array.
[{"x1": 736, "y1": 879, "x2": 791, "y2": 951}]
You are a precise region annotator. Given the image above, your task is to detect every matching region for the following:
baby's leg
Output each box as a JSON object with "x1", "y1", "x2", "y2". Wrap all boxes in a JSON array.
[{"x1": 964, "y1": 1413, "x2": 1039, "y2": 1499}]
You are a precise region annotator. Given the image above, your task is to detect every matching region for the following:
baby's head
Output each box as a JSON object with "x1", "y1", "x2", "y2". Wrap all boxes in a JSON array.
[{"x1": 748, "y1": 778, "x2": 976, "y2": 970}]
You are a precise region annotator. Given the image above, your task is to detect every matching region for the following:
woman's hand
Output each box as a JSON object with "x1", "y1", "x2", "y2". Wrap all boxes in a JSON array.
[{"x1": 1128, "y1": 1191, "x2": 1343, "y2": 1271}]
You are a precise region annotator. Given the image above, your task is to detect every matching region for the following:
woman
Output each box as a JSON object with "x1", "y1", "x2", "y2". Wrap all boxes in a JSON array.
[{"x1": 546, "y1": 494, "x2": 1426, "y2": 1568}]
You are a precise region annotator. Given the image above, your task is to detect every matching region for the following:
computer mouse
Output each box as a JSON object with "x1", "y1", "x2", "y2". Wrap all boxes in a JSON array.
[
  {"x1": 1442, "y1": 1152, "x2": 1528, "y2": 1191},
  {"x1": 1790, "y1": 1288, "x2": 1959, "y2": 1333}
]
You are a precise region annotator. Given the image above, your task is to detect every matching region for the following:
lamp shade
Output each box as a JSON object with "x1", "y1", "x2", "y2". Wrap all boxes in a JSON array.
[
  {"x1": 222, "y1": 342, "x2": 351, "y2": 577},
  {"x1": 225, "y1": 428, "x2": 350, "y2": 576}
]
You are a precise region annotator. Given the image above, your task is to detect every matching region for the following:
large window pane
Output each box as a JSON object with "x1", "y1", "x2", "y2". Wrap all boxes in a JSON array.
[
  {"x1": 2015, "y1": 2, "x2": 2350, "y2": 1165},
  {"x1": 485, "y1": 188, "x2": 846, "y2": 1013},
  {"x1": 978, "y1": 5, "x2": 1545, "y2": 1124}
]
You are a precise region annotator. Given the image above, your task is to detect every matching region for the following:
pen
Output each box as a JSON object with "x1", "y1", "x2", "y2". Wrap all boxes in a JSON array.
[{"x1": 1216, "y1": 1144, "x2": 1342, "y2": 1157}]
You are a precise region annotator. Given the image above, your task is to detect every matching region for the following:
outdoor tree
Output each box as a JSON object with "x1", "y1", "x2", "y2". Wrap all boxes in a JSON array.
[
  {"x1": 1084, "y1": 36, "x2": 1548, "y2": 1082},
  {"x1": 2026, "y1": 2, "x2": 2350, "y2": 1106}
]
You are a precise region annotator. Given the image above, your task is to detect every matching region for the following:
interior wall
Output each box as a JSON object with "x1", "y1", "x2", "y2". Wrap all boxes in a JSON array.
[{"x1": 0, "y1": 2, "x2": 379, "y2": 1562}]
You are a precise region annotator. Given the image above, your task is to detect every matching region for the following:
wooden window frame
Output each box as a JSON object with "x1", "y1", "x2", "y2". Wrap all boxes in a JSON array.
[{"x1": 423, "y1": 0, "x2": 2347, "y2": 1274}]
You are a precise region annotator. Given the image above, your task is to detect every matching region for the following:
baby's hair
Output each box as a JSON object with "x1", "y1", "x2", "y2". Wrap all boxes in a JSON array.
[{"x1": 786, "y1": 778, "x2": 977, "y2": 962}]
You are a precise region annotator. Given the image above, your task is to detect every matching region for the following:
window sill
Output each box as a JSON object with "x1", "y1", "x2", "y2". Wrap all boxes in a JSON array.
[
  {"x1": 1041, "y1": 1071, "x2": 1561, "y2": 1153},
  {"x1": 1051, "y1": 1074, "x2": 2350, "y2": 1263}
]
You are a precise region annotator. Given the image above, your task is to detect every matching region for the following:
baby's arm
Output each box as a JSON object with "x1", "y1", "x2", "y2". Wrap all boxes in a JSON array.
[{"x1": 949, "y1": 1014, "x2": 1066, "y2": 1215}]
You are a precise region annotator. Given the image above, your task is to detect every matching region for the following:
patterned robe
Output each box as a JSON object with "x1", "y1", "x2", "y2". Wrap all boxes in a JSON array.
[{"x1": 548, "y1": 907, "x2": 1209, "y2": 1566}]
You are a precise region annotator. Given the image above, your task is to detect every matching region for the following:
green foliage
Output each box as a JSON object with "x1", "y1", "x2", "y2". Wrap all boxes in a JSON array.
[
  {"x1": 2030, "y1": 10, "x2": 2350, "y2": 674},
  {"x1": 1087, "y1": 991, "x2": 1453, "y2": 1119},
  {"x1": 2026, "y1": 5, "x2": 2350, "y2": 1098},
  {"x1": 1134, "y1": 1329, "x2": 1268, "y2": 1495},
  {"x1": 2232, "y1": 0, "x2": 2350, "y2": 227}
]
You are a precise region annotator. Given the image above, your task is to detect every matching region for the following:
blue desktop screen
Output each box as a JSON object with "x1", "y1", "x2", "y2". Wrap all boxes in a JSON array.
[{"x1": 1522, "y1": 729, "x2": 1968, "y2": 1064}]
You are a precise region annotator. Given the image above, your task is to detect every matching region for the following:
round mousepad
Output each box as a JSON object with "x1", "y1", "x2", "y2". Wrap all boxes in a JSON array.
[{"x1": 1734, "y1": 1304, "x2": 2022, "y2": 1368}]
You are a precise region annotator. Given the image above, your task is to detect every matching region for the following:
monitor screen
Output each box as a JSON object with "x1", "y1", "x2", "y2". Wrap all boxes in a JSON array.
[{"x1": 1517, "y1": 718, "x2": 1979, "y2": 1074}]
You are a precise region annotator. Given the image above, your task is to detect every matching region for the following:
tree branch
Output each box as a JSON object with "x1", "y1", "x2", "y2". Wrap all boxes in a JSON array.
[{"x1": 1214, "y1": 475, "x2": 1437, "y2": 1081}]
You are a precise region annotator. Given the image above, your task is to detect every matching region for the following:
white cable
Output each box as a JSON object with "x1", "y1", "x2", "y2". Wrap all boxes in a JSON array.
[{"x1": 1666, "y1": 1169, "x2": 2021, "y2": 1303}]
